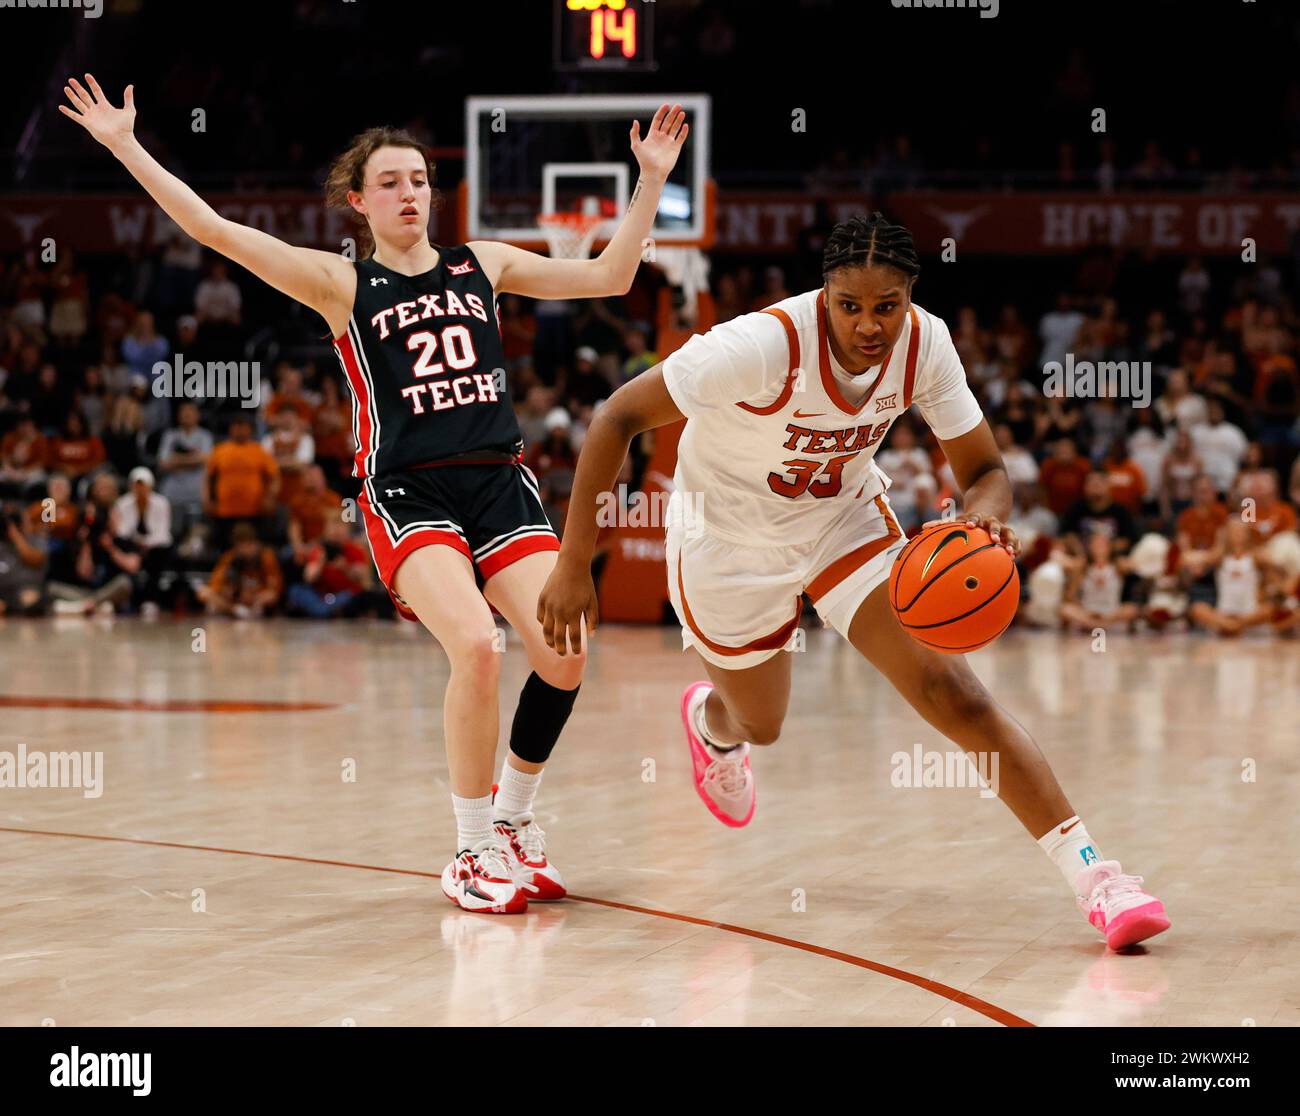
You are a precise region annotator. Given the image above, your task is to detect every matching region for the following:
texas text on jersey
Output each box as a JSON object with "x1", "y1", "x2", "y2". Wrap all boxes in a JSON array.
[{"x1": 332, "y1": 245, "x2": 524, "y2": 479}]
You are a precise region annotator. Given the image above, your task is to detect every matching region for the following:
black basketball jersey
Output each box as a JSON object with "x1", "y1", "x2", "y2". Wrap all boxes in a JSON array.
[{"x1": 332, "y1": 246, "x2": 523, "y2": 478}]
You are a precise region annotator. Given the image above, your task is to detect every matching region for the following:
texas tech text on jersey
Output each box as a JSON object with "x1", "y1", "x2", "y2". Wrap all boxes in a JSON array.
[{"x1": 332, "y1": 245, "x2": 524, "y2": 478}]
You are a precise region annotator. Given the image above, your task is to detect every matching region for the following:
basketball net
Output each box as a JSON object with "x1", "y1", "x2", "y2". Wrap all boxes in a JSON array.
[
  {"x1": 538, "y1": 196, "x2": 612, "y2": 260},
  {"x1": 652, "y1": 245, "x2": 711, "y2": 324}
]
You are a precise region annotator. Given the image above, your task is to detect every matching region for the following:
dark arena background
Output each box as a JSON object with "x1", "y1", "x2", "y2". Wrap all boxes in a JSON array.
[{"x1": 0, "y1": 0, "x2": 1296, "y2": 1094}]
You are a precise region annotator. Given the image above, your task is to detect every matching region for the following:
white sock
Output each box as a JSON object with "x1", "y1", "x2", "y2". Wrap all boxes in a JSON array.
[
  {"x1": 452, "y1": 793, "x2": 494, "y2": 855},
  {"x1": 691, "y1": 687, "x2": 741, "y2": 757},
  {"x1": 495, "y1": 761, "x2": 543, "y2": 819},
  {"x1": 1037, "y1": 815, "x2": 1104, "y2": 894}
]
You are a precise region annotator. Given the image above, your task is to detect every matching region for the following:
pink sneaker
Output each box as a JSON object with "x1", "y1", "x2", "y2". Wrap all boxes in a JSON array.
[
  {"x1": 681, "y1": 681, "x2": 755, "y2": 828},
  {"x1": 1075, "y1": 860, "x2": 1171, "y2": 950}
]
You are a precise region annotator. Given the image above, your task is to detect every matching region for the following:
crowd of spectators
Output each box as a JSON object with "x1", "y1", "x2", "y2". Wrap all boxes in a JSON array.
[
  {"x1": 2, "y1": 229, "x2": 1299, "y2": 636},
  {"x1": 0, "y1": 240, "x2": 680, "y2": 621},
  {"x1": 865, "y1": 276, "x2": 1300, "y2": 639},
  {"x1": 0, "y1": 244, "x2": 383, "y2": 619}
]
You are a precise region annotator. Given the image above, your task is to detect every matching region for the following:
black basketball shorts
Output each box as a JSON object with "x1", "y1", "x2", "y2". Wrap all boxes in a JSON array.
[{"x1": 357, "y1": 461, "x2": 558, "y2": 621}]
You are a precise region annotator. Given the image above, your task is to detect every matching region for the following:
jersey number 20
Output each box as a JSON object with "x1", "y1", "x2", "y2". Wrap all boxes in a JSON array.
[{"x1": 406, "y1": 324, "x2": 479, "y2": 378}]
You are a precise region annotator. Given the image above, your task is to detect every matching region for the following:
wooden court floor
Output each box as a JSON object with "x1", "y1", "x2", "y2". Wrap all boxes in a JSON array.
[{"x1": 1, "y1": 616, "x2": 1296, "y2": 1027}]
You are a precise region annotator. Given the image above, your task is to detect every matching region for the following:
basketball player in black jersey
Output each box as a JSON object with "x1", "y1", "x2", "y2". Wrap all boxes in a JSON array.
[{"x1": 62, "y1": 75, "x2": 688, "y2": 913}]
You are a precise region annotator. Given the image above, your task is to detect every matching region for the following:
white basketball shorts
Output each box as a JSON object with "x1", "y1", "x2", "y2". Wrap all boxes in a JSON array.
[{"x1": 665, "y1": 492, "x2": 907, "y2": 670}]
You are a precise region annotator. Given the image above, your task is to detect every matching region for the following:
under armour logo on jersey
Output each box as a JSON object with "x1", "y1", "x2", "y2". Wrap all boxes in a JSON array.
[
  {"x1": 876, "y1": 393, "x2": 897, "y2": 413},
  {"x1": 370, "y1": 277, "x2": 389, "y2": 286},
  {"x1": 385, "y1": 487, "x2": 406, "y2": 497},
  {"x1": 447, "y1": 260, "x2": 475, "y2": 275}
]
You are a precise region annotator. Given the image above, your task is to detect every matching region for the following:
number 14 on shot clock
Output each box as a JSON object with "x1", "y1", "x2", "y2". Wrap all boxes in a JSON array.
[{"x1": 555, "y1": 0, "x2": 657, "y2": 71}]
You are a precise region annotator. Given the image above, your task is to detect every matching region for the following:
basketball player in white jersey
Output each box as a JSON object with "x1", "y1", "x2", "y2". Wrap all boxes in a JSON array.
[{"x1": 539, "y1": 214, "x2": 1170, "y2": 950}]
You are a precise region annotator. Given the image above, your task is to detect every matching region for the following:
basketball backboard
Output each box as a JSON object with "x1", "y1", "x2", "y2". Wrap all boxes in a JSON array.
[{"x1": 461, "y1": 94, "x2": 713, "y2": 252}]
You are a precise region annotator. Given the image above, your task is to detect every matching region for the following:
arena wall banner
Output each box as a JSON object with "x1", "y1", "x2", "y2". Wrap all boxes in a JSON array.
[
  {"x1": 714, "y1": 193, "x2": 1300, "y2": 255},
  {"x1": 4, "y1": 192, "x2": 1300, "y2": 255},
  {"x1": 0, "y1": 193, "x2": 451, "y2": 253}
]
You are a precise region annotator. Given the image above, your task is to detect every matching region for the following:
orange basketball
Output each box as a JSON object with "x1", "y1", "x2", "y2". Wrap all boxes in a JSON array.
[{"x1": 888, "y1": 522, "x2": 1020, "y2": 653}]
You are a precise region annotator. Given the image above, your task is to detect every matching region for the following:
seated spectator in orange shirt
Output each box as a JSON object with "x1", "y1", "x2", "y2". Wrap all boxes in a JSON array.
[
  {"x1": 1102, "y1": 437, "x2": 1147, "y2": 514},
  {"x1": 1250, "y1": 348, "x2": 1297, "y2": 405},
  {"x1": 264, "y1": 364, "x2": 316, "y2": 426},
  {"x1": 311, "y1": 375, "x2": 354, "y2": 488},
  {"x1": 287, "y1": 464, "x2": 343, "y2": 561},
  {"x1": 205, "y1": 415, "x2": 280, "y2": 547},
  {"x1": 46, "y1": 411, "x2": 107, "y2": 480},
  {"x1": 1176, "y1": 476, "x2": 1229, "y2": 555},
  {"x1": 0, "y1": 417, "x2": 49, "y2": 497},
  {"x1": 1251, "y1": 350, "x2": 1300, "y2": 452},
  {"x1": 262, "y1": 408, "x2": 314, "y2": 507},
  {"x1": 198, "y1": 521, "x2": 283, "y2": 618},
  {"x1": 1242, "y1": 471, "x2": 1298, "y2": 542},
  {"x1": 1038, "y1": 437, "x2": 1092, "y2": 517}
]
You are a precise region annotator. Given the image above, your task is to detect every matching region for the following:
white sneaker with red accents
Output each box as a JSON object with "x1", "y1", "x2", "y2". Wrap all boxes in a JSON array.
[
  {"x1": 1075, "y1": 860, "x2": 1171, "y2": 950},
  {"x1": 494, "y1": 811, "x2": 566, "y2": 901},
  {"x1": 441, "y1": 838, "x2": 529, "y2": 914}
]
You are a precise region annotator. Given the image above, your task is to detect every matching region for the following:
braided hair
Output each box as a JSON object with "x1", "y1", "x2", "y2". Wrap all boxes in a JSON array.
[{"x1": 822, "y1": 212, "x2": 920, "y2": 283}]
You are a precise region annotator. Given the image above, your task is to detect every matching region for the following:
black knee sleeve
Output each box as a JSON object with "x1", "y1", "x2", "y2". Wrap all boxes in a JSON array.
[{"x1": 508, "y1": 671, "x2": 580, "y2": 764}]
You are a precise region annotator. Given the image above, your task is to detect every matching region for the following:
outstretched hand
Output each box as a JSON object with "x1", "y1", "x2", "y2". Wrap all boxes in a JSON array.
[
  {"x1": 630, "y1": 103, "x2": 688, "y2": 183},
  {"x1": 59, "y1": 74, "x2": 136, "y2": 151}
]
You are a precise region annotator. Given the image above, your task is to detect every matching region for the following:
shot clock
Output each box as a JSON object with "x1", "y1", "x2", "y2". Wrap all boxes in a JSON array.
[{"x1": 554, "y1": 0, "x2": 657, "y2": 71}]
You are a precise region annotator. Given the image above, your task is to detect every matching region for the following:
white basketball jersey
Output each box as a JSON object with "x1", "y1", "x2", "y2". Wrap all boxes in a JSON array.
[
  {"x1": 1216, "y1": 554, "x2": 1259, "y2": 615},
  {"x1": 662, "y1": 290, "x2": 983, "y2": 545}
]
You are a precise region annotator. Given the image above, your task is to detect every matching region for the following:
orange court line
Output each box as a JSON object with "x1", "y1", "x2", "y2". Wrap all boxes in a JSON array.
[{"x1": 0, "y1": 696, "x2": 336, "y2": 713}]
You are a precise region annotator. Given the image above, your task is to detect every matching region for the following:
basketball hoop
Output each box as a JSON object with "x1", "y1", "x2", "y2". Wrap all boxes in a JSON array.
[
  {"x1": 538, "y1": 195, "x2": 616, "y2": 259},
  {"x1": 538, "y1": 211, "x2": 608, "y2": 260}
]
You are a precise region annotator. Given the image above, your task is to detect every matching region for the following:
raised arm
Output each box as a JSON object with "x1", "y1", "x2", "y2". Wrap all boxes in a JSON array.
[
  {"x1": 469, "y1": 104, "x2": 689, "y2": 301},
  {"x1": 60, "y1": 76, "x2": 355, "y2": 337},
  {"x1": 536, "y1": 365, "x2": 685, "y2": 653}
]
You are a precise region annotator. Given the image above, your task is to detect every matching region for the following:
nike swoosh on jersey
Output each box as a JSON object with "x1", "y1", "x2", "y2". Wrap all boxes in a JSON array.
[{"x1": 792, "y1": 410, "x2": 825, "y2": 418}]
